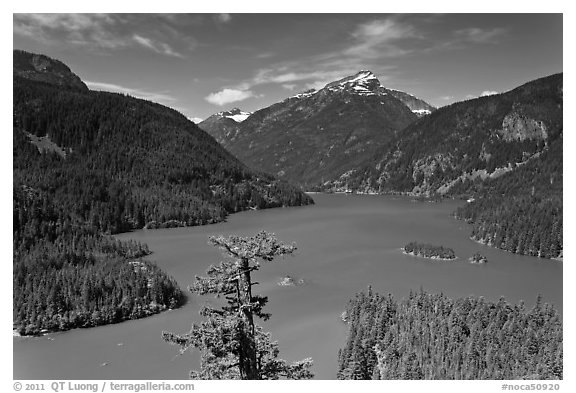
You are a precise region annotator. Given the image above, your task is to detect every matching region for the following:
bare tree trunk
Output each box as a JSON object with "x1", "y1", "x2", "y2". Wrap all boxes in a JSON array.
[{"x1": 239, "y1": 257, "x2": 259, "y2": 379}]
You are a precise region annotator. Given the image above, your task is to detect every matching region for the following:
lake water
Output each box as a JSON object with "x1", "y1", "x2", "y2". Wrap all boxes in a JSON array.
[{"x1": 13, "y1": 194, "x2": 562, "y2": 380}]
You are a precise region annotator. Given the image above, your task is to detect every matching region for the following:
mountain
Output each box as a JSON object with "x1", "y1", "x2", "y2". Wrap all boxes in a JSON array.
[
  {"x1": 327, "y1": 73, "x2": 562, "y2": 195},
  {"x1": 326, "y1": 73, "x2": 563, "y2": 258},
  {"x1": 200, "y1": 71, "x2": 434, "y2": 188},
  {"x1": 13, "y1": 49, "x2": 88, "y2": 91},
  {"x1": 13, "y1": 50, "x2": 312, "y2": 335},
  {"x1": 385, "y1": 88, "x2": 435, "y2": 117},
  {"x1": 198, "y1": 108, "x2": 252, "y2": 144},
  {"x1": 13, "y1": 53, "x2": 312, "y2": 231}
]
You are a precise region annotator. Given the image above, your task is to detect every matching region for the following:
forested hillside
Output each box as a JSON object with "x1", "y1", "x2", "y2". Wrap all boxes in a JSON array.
[
  {"x1": 13, "y1": 183, "x2": 185, "y2": 335},
  {"x1": 326, "y1": 73, "x2": 562, "y2": 194},
  {"x1": 338, "y1": 288, "x2": 562, "y2": 380},
  {"x1": 13, "y1": 50, "x2": 312, "y2": 335},
  {"x1": 455, "y1": 134, "x2": 562, "y2": 258},
  {"x1": 13, "y1": 77, "x2": 312, "y2": 233}
]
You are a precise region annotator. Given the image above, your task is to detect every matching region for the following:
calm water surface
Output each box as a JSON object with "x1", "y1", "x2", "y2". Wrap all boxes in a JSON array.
[{"x1": 13, "y1": 194, "x2": 562, "y2": 380}]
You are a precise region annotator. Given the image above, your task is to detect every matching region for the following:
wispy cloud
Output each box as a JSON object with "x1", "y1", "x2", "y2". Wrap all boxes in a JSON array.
[
  {"x1": 14, "y1": 13, "x2": 189, "y2": 58},
  {"x1": 14, "y1": 13, "x2": 123, "y2": 48},
  {"x1": 85, "y1": 80, "x2": 176, "y2": 104},
  {"x1": 205, "y1": 88, "x2": 256, "y2": 106},
  {"x1": 256, "y1": 52, "x2": 275, "y2": 59},
  {"x1": 454, "y1": 27, "x2": 507, "y2": 44},
  {"x1": 252, "y1": 69, "x2": 360, "y2": 85},
  {"x1": 343, "y1": 18, "x2": 419, "y2": 59},
  {"x1": 132, "y1": 34, "x2": 183, "y2": 58}
]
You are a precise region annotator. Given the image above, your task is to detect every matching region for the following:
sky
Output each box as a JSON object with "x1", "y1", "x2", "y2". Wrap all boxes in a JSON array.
[{"x1": 13, "y1": 13, "x2": 563, "y2": 122}]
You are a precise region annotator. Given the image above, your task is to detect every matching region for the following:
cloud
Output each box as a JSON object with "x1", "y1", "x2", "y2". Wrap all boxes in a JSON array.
[
  {"x1": 304, "y1": 80, "x2": 332, "y2": 91},
  {"x1": 440, "y1": 95, "x2": 454, "y2": 101},
  {"x1": 133, "y1": 34, "x2": 183, "y2": 58},
  {"x1": 85, "y1": 80, "x2": 176, "y2": 104},
  {"x1": 14, "y1": 13, "x2": 189, "y2": 57},
  {"x1": 14, "y1": 13, "x2": 114, "y2": 34},
  {"x1": 256, "y1": 52, "x2": 275, "y2": 59},
  {"x1": 205, "y1": 88, "x2": 256, "y2": 106},
  {"x1": 14, "y1": 13, "x2": 123, "y2": 48},
  {"x1": 343, "y1": 18, "x2": 419, "y2": 59},
  {"x1": 252, "y1": 69, "x2": 360, "y2": 85},
  {"x1": 454, "y1": 27, "x2": 507, "y2": 44},
  {"x1": 215, "y1": 14, "x2": 232, "y2": 24},
  {"x1": 281, "y1": 84, "x2": 297, "y2": 91}
]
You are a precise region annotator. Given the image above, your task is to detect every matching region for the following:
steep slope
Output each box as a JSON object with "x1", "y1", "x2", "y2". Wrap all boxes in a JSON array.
[
  {"x1": 454, "y1": 134, "x2": 562, "y2": 258},
  {"x1": 201, "y1": 71, "x2": 433, "y2": 188},
  {"x1": 198, "y1": 108, "x2": 251, "y2": 145},
  {"x1": 13, "y1": 49, "x2": 88, "y2": 91},
  {"x1": 13, "y1": 75, "x2": 312, "y2": 232},
  {"x1": 329, "y1": 73, "x2": 562, "y2": 195},
  {"x1": 13, "y1": 50, "x2": 312, "y2": 335},
  {"x1": 384, "y1": 88, "x2": 435, "y2": 117},
  {"x1": 328, "y1": 73, "x2": 562, "y2": 258}
]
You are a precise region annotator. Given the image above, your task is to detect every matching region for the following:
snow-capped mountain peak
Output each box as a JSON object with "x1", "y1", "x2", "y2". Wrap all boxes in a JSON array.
[
  {"x1": 324, "y1": 70, "x2": 381, "y2": 96},
  {"x1": 216, "y1": 108, "x2": 252, "y2": 123},
  {"x1": 287, "y1": 71, "x2": 383, "y2": 100}
]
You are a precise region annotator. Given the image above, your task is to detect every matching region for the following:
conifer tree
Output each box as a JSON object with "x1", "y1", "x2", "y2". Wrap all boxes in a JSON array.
[{"x1": 162, "y1": 230, "x2": 313, "y2": 380}]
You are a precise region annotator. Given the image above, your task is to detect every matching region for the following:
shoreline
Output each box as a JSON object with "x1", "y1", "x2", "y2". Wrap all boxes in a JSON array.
[
  {"x1": 401, "y1": 249, "x2": 458, "y2": 261},
  {"x1": 13, "y1": 303, "x2": 181, "y2": 339},
  {"x1": 469, "y1": 236, "x2": 563, "y2": 262}
]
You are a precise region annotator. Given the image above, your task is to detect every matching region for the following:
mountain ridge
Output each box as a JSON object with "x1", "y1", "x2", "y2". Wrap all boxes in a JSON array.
[
  {"x1": 324, "y1": 73, "x2": 562, "y2": 195},
  {"x1": 200, "y1": 70, "x2": 434, "y2": 188},
  {"x1": 13, "y1": 49, "x2": 88, "y2": 91}
]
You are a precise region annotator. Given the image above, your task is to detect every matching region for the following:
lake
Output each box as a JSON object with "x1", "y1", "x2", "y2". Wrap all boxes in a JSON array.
[{"x1": 13, "y1": 193, "x2": 562, "y2": 380}]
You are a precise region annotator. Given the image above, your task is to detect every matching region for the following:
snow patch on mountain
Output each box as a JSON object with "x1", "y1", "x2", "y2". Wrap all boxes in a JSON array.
[
  {"x1": 216, "y1": 108, "x2": 252, "y2": 123},
  {"x1": 289, "y1": 89, "x2": 319, "y2": 100},
  {"x1": 325, "y1": 70, "x2": 380, "y2": 95},
  {"x1": 188, "y1": 117, "x2": 203, "y2": 124},
  {"x1": 227, "y1": 113, "x2": 251, "y2": 122}
]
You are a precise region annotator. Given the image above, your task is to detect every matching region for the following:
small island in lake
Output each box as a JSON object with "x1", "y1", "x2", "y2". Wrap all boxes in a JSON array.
[
  {"x1": 277, "y1": 275, "x2": 306, "y2": 287},
  {"x1": 404, "y1": 241, "x2": 456, "y2": 260},
  {"x1": 469, "y1": 252, "x2": 488, "y2": 264}
]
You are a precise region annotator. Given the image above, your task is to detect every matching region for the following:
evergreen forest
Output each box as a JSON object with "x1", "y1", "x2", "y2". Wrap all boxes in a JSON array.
[{"x1": 337, "y1": 288, "x2": 562, "y2": 380}]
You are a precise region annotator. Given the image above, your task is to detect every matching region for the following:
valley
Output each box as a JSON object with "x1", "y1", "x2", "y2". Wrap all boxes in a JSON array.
[
  {"x1": 12, "y1": 20, "x2": 563, "y2": 381},
  {"x1": 14, "y1": 194, "x2": 562, "y2": 380}
]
